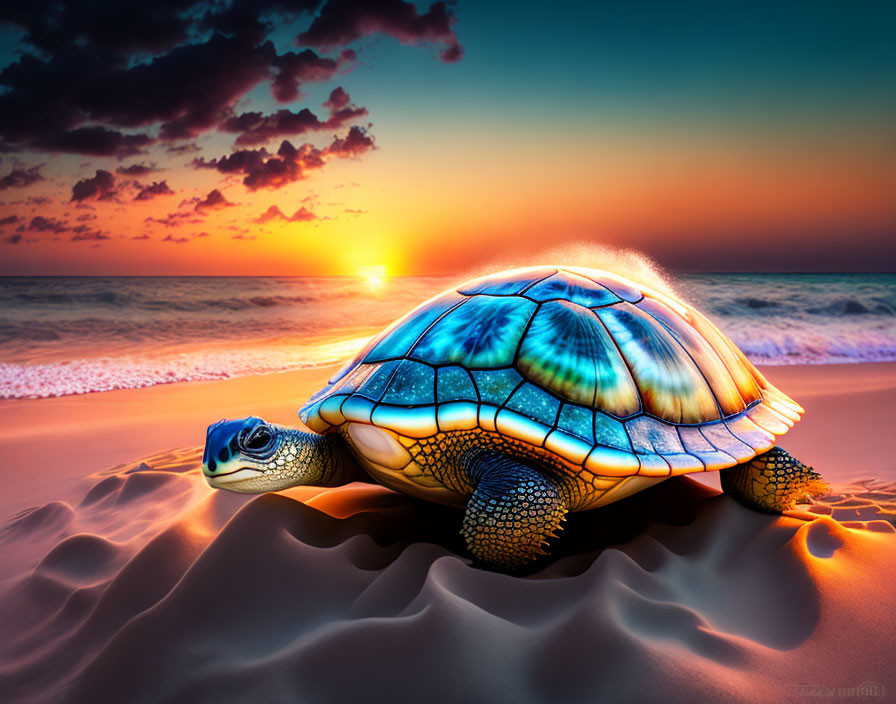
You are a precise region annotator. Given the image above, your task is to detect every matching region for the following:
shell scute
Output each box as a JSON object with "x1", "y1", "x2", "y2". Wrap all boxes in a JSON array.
[
  {"x1": 366, "y1": 291, "x2": 466, "y2": 364},
  {"x1": 595, "y1": 303, "x2": 720, "y2": 423},
  {"x1": 517, "y1": 300, "x2": 640, "y2": 415},
  {"x1": 381, "y1": 360, "x2": 435, "y2": 406},
  {"x1": 436, "y1": 366, "x2": 478, "y2": 403},
  {"x1": 557, "y1": 403, "x2": 595, "y2": 444},
  {"x1": 411, "y1": 295, "x2": 536, "y2": 367},
  {"x1": 525, "y1": 270, "x2": 621, "y2": 308},
  {"x1": 470, "y1": 368, "x2": 523, "y2": 406},
  {"x1": 505, "y1": 382, "x2": 561, "y2": 426}
]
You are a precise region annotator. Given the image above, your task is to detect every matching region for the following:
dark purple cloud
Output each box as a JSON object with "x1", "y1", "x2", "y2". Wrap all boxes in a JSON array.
[
  {"x1": 70, "y1": 227, "x2": 111, "y2": 241},
  {"x1": 27, "y1": 216, "x2": 68, "y2": 233},
  {"x1": 0, "y1": 33, "x2": 334, "y2": 151},
  {"x1": 71, "y1": 170, "x2": 116, "y2": 201},
  {"x1": 135, "y1": 181, "x2": 175, "y2": 201},
  {"x1": 195, "y1": 188, "x2": 236, "y2": 210},
  {"x1": 162, "y1": 234, "x2": 190, "y2": 243},
  {"x1": 33, "y1": 127, "x2": 155, "y2": 157},
  {"x1": 271, "y1": 48, "x2": 357, "y2": 103},
  {"x1": 144, "y1": 211, "x2": 200, "y2": 228},
  {"x1": 299, "y1": 0, "x2": 463, "y2": 62},
  {"x1": 323, "y1": 87, "x2": 351, "y2": 111},
  {"x1": 0, "y1": 165, "x2": 44, "y2": 190},
  {"x1": 117, "y1": 163, "x2": 160, "y2": 176},
  {"x1": 166, "y1": 143, "x2": 201, "y2": 154},
  {"x1": 324, "y1": 125, "x2": 376, "y2": 157},
  {"x1": 4, "y1": 234, "x2": 23, "y2": 244},
  {"x1": 193, "y1": 141, "x2": 309, "y2": 190},
  {"x1": 222, "y1": 109, "x2": 325, "y2": 146},
  {"x1": 195, "y1": 127, "x2": 374, "y2": 190},
  {"x1": 0, "y1": 214, "x2": 22, "y2": 226},
  {"x1": 221, "y1": 88, "x2": 368, "y2": 145},
  {"x1": 0, "y1": 0, "x2": 462, "y2": 214},
  {"x1": 255, "y1": 205, "x2": 317, "y2": 223}
]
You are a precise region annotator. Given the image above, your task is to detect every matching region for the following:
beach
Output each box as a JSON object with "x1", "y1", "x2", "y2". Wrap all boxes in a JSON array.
[{"x1": 1, "y1": 361, "x2": 894, "y2": 703}]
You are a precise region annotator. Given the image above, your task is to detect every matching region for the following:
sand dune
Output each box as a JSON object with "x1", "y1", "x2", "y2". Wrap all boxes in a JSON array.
[{"x1": 1, "y1": 444, "x2": 894, "y2": 704}]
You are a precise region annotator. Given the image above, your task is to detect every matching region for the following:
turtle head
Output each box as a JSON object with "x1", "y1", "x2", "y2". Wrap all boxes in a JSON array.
[{"x1": 202, "y1": 416, "x2": 304, "y2": 493}]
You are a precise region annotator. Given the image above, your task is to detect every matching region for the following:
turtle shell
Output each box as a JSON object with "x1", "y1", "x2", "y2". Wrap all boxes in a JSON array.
[{"x1": 299, "y1": 266, "x2": 803, "y2": 478}]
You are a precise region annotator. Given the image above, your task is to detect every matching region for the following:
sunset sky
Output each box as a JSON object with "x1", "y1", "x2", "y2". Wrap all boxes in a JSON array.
[{"x1": 0, "y1": 1, "x2": 894, "y2": 276}]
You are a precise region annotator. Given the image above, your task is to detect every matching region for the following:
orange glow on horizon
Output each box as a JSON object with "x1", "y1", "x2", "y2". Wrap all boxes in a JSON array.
[{"x1": 2, "y1": 119, "x2": 894, "y2": 275}]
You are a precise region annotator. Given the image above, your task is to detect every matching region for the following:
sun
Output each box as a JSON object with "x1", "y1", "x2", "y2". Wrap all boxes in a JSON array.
[{"x1": 359, "y1": 265, "x2": 387, "y2": 290}]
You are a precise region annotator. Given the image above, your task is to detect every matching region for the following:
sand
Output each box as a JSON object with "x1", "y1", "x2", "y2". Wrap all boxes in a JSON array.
[{"x1": 1, "y1": 363, "x2": 895, "y2": 703}]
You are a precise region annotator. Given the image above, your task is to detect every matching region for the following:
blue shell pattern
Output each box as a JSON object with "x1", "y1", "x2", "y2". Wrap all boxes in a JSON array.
[{"x1": 300, "y1": 266, "x2": 804, "y2": 479}]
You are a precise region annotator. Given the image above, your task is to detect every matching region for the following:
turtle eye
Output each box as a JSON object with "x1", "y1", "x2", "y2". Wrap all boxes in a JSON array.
[{"x1": 240, "y1": 424, "x2": 274, "y2": 452}]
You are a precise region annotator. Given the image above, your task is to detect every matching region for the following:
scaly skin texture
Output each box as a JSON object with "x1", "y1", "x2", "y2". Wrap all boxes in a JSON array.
[
  {"x1": 720, "y1": 446, "x2": 828, "y2": 513},
  {"x1": 460, "y1": 453, "x2": 567, "y2": 570},
  {"x1": 397, "y1": 428, "x2": 629, "y2": 511},
  {"x1": 216, "y1": 427, "x2": 366, "y2": 493}
]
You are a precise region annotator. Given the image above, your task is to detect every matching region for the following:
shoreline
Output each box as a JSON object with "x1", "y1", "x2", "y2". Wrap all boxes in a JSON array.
[{"x1": 1, "y1": 361, "x2": 895, "y2": 517}]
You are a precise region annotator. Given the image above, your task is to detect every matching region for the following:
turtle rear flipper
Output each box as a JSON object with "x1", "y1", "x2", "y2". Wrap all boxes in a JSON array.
[{"x1": 720, "y1": 446, "x2": 827, "y2": 513}]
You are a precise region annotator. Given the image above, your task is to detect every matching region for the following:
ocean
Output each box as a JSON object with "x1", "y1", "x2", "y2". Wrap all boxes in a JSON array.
[{"x1": 1, "y1": 273, "x2": 894, "y2": 399}]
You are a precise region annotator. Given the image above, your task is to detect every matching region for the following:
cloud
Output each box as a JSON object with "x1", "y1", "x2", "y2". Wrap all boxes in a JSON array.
[
  {"x1": 324, "y1": 125, "x2": 376, "y2": 158},
  {"x1": 323, "y1": 87, "x2": 351, "y2": 111},
  {"x1": 4, "y1": 234, "x2": 23, "y2": 244},
  {"x1": 33, "y1": 127, "x2": 154, "y2": 157},
  {"x1": 299, "y1": 0, "x2": 463, "y2": 62},
  {"x1": 71, "y1": 169, "x2": 116, "y2": 201},
  {"x1": 27, "y1": 216, "x2": 68, "y2": 233},
  {"x1": 162, "y1": 234, "x2": 190, "y2": 243},
  {"x1": 0, "y1": 165, "x2": 44, "y2": 190},
  {"x1": 0, "y1": 214, "x2": 22, "y2": 226},
  {"x1": 254, "y1": 205, "x2": 317, "y2": 223},
  {"x1": 70, "y1": 227, "x2": 110, "y2": 241},
  {"x1": 0, "y1": 0, "x2": 461, "y2": 202},
  {"x1": 131, "y1": 233, "x2": 151, "y2": 240},
  {"x1": 195, "y1": 188, "x2": 236, "y2": 210},
  {"x1": 271, "y1": 48, "x2": 357, "y2": 103},
  {"x1": 221, "y1": 89, "x2": 368, "y2": 145},
  {"x1": 144, "y1": 211, "x2": 201, "y2": 228},
  {"x1": 195, "y1": 127, "x2": 374, "y2": 190},
  {"x1": 117, "y1": 163, "x2": 160, "y2": 176},
  {"x1": 135, "y1": 180, "x2": 175, "y2": 201},
  {"x1": 222, "y1": 109, "x2": 326, "y2": 146},
  {"x1": 166, "y1": 143, "x2": 201, "y2": 154}
]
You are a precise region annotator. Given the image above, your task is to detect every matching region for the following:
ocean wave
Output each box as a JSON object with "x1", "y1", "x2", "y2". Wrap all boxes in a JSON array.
[
  {"x1": 8, "y1": 290, "x2": 355, "y2": 312},
  {"x1": 0, "y1": 317, "x2": 349, "y2": 342},
  {"x1": 0, "y1": 337, "x2": 370, "y2": 399},
  {"x1": 1, "y1": 274, "x2": 894, "y2": 398}
]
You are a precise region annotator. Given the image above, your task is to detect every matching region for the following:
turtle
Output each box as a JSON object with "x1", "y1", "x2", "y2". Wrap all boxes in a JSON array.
[{"x1": 202, "y1": 265, "x2": 826, "y2": 570}]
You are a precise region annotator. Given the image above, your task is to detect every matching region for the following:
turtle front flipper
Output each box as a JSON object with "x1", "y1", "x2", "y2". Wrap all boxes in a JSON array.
[
  {"x1": 461, "y1": 453, "x2": 567, "y2": 570},
  {"x1": 720, "y1": 446, "x2": 827, "y2": 513}
]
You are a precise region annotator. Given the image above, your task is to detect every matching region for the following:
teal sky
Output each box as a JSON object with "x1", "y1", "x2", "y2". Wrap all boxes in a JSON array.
[{"x1": 0, "y1": 0, "x2": 894, "y2": 274}]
